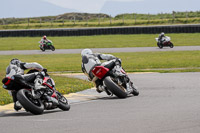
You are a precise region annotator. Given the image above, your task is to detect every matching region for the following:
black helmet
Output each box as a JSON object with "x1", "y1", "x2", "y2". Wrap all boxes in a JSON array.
[{"x1": 10, "y1": 58, "x2": 21, "y2": 65}]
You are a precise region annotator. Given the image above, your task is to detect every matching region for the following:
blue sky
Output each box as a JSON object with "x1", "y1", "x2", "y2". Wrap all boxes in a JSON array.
[{"x1": 1, "y1": 0, "x2": 200, "y2": 18}]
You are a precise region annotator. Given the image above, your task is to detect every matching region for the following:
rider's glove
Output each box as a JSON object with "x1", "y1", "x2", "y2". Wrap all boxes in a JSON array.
[{"x1": 43, "y1": 68, "x2": 47, "y2": 73}]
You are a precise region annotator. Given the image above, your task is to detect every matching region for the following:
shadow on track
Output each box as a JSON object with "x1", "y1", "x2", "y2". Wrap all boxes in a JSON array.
[{"x1": 0, "y1": 109, "x2": 63, "y2": 117}]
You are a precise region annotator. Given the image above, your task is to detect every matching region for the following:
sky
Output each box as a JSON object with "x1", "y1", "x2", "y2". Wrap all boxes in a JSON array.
[
  {"x1": 43, "y1": 0, "x2": 199, "y2": 13},
  {"x1": 1, "y1": 0, "x2": 199, "y2": 18},
  {"x1": 43, "y1": 0, "x2": 144, "y2": 13}
]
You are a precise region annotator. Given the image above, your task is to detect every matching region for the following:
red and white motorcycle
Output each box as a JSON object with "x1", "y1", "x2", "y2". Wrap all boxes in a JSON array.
[
  {"x1": 155, "y1": 36, "x2": 174, "y2": 49},
  {"x1": 91, "y1": 59, "x2": 139, "y2": 98}
]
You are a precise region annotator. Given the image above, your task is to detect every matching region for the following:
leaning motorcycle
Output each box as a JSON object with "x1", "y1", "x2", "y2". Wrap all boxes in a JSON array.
[
  {"x1": 155, "y1": 36, "x2": 174, "y2": 49},
  {"x1": 90, "y1": 59, "x2": 139, "y2": 98},
  {"x1": 39, "y1": 40, "x2": 55, "y2": 51},
  {"x1": 2, "y1": 69, "x2": 70, "y2": 115}
]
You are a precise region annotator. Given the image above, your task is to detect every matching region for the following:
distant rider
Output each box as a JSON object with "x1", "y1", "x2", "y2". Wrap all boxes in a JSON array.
[
  {"x1": 2, "y1": 58, "x2": 46, "y2": 111},
  {"x1": 39, "y1": 35, "x2": 51, "y2": 46},
  {"x1": 158, "y1": 32, "x2": 165, "y2": 44},
  {"x1": 81, "y1": 49, "x2": 120, "y2": 93}
]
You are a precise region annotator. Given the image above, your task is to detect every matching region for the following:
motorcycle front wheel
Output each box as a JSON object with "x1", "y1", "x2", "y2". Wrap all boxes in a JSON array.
[
  {"x1": 57, "y1": 92, "x2": 70, "y2": 111},
  {"x1": 104, "y1": 76, "x2": 127, "y2": 98},
  {"x1": 17, "y1": 89, "x2": 44, "y2": 115},
  {"x1": 169, "y1": 43, "x2": 174, "y2": 48},
  {"x1": 50, "y1": 45, "x2": 55, "y2": 51},
  {"x1": 157, "y1": 42, "x2": 163, "y2": 49}
]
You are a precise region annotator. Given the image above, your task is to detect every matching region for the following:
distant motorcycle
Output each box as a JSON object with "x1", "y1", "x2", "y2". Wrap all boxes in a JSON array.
[
  {"x1": 91, "y1": 59, "x2": 139, "y2": 98},
  {"x1": 3, "y1": 69, "x2": 70, "y2": 115},
  {"x1": 39, "y1": 40, "x2": 55, "y2": 51},
  {"x1": 155, "y1": 36, "x2": 174, "y2": 49}
]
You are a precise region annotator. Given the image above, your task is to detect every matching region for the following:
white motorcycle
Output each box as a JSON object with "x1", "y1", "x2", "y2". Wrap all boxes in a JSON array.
[{"x1": 155, "y1": 36, "x2": 174, "y2": 49}]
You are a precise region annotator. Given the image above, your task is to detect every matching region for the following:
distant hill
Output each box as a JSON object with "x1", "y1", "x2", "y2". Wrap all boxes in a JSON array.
[
  {"x1": 100, "y1": 0, "x2": 200, "y2": 16},
  {"x1": 55, "y1": 13, "x2": 110, "y2": 20},
  {"x1": 0, "y1": 13, "x2": 111, "y2": 25},
  {"x1": 0, "y1": 0, "x2": 76, "y2": 18}
]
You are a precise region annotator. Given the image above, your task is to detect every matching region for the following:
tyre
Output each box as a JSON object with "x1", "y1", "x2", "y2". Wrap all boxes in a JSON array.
[
  {"x1": 170, "y1": 43, "x2": 174, "y2": 48},
  {"x1": 157, "y1": 42, "x2": 163, "y2": 49},
  {"x1": 50, "y1": 45, "x2": 55, "y2": 51},
  {"x1": 104, "y1": 76, "x2": 127, "y2": 98},
  {"x1": 131, "y1": 83, "x2": 139, "y2": 96},
  {"x1": 17, "y1": 89, "x2": 44, "y2": 115},
  {"x1": 57, "y1": 93, "x2": 70, "y2": 111},
  {"x1": 40, "y1": 47, "x2": 45, "y2": 52}
]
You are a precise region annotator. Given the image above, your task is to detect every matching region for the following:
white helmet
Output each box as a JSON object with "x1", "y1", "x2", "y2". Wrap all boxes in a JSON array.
[
  {"x1": 161, "y1": 32, "x2": 165, "y2": 36},
  {"x1": 81, "y1": 49, "x2": 93, "y2": 56}
]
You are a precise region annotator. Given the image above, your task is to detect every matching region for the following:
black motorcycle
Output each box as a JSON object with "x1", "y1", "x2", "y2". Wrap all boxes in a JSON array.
[{"x1": 2, "y1": 69, "x2": 70, "y2": 115}]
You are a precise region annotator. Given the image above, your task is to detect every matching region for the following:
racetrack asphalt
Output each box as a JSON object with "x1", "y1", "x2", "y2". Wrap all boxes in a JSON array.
[
  {"x1": 0, "y1": 46, "x2": 200, "y2": 55},
  {"x1": 1, "y1": 72, "x2": 200, "y2": 133}
]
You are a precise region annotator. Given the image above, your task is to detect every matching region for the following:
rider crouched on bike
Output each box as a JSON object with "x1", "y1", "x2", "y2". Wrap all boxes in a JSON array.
[
  {"x1": 81, "y1": 49, "x2": 117, "y2": 93},
  {"x1": 158, "y1": 32, "x2": 165, "y2": 44},
  {"x1": 81, "y1": 48, "x2": 136, "y2": 95},
  {"x1": 39, "y1": 35, "x2": 51, "y2": 46},
  {"x1": 2, "y1": 58, "x2": 46, "y2": 111}
]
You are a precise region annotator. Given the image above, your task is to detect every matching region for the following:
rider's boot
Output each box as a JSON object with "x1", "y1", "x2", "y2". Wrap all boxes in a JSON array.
[
  {"x1": 96, "y1": 85, "x2": 105, "y2": 93},
  {"x1": 11, "y1": 91, "x2": 22, "y2": 111}
]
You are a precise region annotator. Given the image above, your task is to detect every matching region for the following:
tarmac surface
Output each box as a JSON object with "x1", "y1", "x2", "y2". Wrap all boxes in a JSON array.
[
  {"x1": 1, "y1": 72, "x2": 200, "y2": 133},
  {"x1": 0, "y1": 46, "x2": 200, "y2": 55}
]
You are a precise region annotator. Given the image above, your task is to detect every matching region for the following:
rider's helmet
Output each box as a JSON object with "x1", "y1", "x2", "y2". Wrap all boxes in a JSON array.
[
  {"x1": 43, "y1": 35, "x2": 47, "y2": 40},
  {"x1": 10, "y1": 58, "x2": 21, "y2": 65},
  {"x1": 81, "y1": 49, "x2": 93, "y2": 56},
  {"x1": 160, "y1": 32, "x2": 165, "y2": 36}
]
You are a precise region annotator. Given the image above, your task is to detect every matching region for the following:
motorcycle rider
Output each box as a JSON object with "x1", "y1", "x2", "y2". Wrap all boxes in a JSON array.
[
  {"x1": 81, "y1": 48, "x2": 136, "y2": 95},
  {"x1": 39, "y1": 35, "x2": 51, "y2": 46},
  {"x1": 81, "y1": 49, "x2": 117, "y2": 93},
  {"x1": 158, "y1": 32, "x2": 165, "y2": 44},
  {"x1": 2, "y1": 58, "x2": 46, "y2": 111}
]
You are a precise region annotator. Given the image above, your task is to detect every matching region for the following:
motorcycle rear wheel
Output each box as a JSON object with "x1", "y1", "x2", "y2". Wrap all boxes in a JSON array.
[
  {"x1": 40, "y1": 47, "x2": 45, "y2": 52},
  {"x1": 104, "y1": 76, "x2": 127, "y2": 98},
  {"x1": 17, "y1": 89, "x2": 44, "y2": 115}
]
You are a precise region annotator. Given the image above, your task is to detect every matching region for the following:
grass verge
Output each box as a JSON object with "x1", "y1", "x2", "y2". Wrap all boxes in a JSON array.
[
  {"x1": 0, "y1": 50, "x2": 200, "y2": 105},
  {"x1": 0, "y1": 33, "x2": 200, "y2": 50},
  {"x1": 0, "y1": 75, "x2": 93, "y2": 106}
]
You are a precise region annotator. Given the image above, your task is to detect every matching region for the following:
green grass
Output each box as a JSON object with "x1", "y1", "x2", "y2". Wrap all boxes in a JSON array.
[
  {"x1": 0, "y1": 75, "x2": 93, "y2": 105},
  {"x1": 0, "y1": 33, "x2": 200, "y2": 50},
  {"x1": 0, "y1": 51, "x2": 199, "y2": 73},
  {"x1": 0, "y1": 50, "x2": 200, "y2": 105},
  {"x1": 1, "y1": 17, "x2": 200, "y2": 30},
  {"x1": 0, "y1": 54, "x2": 93, "y2": 105}
]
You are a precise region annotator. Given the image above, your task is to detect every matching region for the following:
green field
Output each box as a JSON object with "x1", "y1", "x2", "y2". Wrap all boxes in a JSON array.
[
  {"x1": 0, "y1": 51, "x2": 199, "y2": 73},
  {"x1": 1, "y1": 18, "x2": 200, "y2": 30},
  {"x1": 0, "y1": 51, "x2": 200, "y2": 105},
  {"x1": 0, "y1": 33, "x2": 199, "y2": 50}
]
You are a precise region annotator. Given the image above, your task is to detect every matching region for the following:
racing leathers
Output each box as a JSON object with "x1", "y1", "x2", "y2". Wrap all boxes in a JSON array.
[
  {"x1": 39, "y1": 38, "x2": 51, "y2": 46},
  {"x1": 2, "y1": 62, "x2": 45, "y2": 111},
  {"x1": 158, "y1": 34, "x2": 165, "y2": 44},
  {"x1": 81, "y1": 53, "x2": 117, "y2": 92}
]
